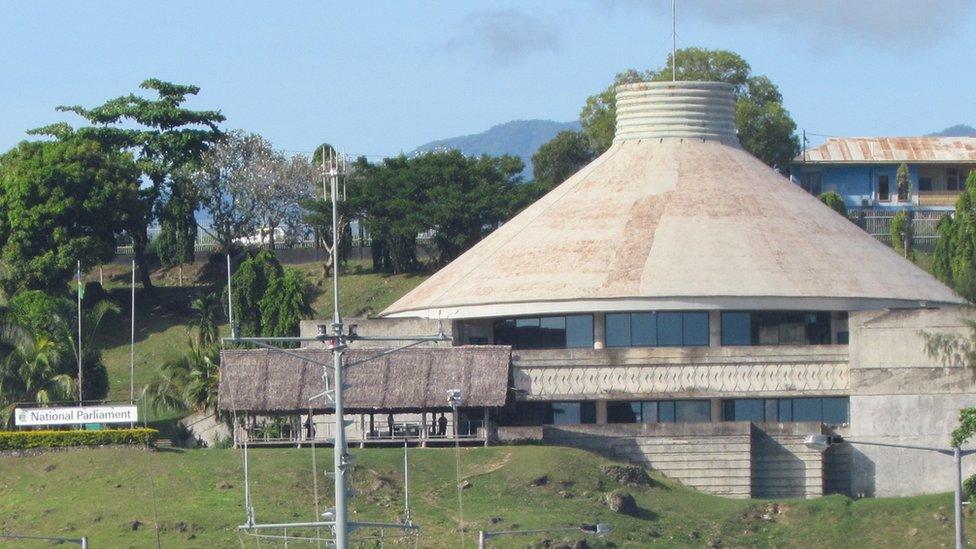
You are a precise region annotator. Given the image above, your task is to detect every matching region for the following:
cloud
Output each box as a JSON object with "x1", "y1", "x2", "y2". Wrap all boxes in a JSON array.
[
  {"x1": 442, "y1": 9, "x2": 561, "y2": 66},
  {"x1": 630, "y1": 0, "x2": 974, "y2": 49}
]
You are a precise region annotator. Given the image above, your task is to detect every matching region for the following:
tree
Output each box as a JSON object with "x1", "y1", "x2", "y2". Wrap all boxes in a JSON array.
[
  {"x1": 0, "y1": 138, "x2": 140, "y2": 294},
  {"x1": 32, "y1": 79, "x2": 225, "y2": 288},
  {"x1": 254, "y1": 153, "x2": 315, "y2": 250},
  {"x1": 193, "y1": 131, "x2": 272, "y2": 254},
  {"x1": 897, "y1": 163, "x2": 912, "y2": 202},
  {"x1": 891, "y1": 210, "x2": 912, "y2": 258},
  {"x1": 579, "y1": 48, "x2": 800, "y2": 173},
  {"x1": 189, "y1": 293, "x2": 222, "y2": 348},
  {"x1": 0, "y1": 337, "x2": 75, "y2": 426},
  {"x1": 259, "y1": 269, "x2": 313, "y2": 338},
  {"x1": 228, "y1": 250, "x2": 283, "y2": 336},
  {"x1": 154, "y1": 171, "x2": 198, "y2": 270},
  {"x1": 817, "y1": 191, "x2": 847, "y2": 216},
  {"x1": 302, "y1": 196, "x2": 353, "y2": 279},
  {"x1": 532, "y1": 130, "x2": 596, "y2": 187},
  {"x1": 144, "y1": 339, "x2": 220, "y2": 415},
  {"x1": 932, "y1": 172, "x2": 976, "y2": 301}
]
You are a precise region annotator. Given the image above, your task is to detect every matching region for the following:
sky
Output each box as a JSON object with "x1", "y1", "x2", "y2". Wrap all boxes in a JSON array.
[{"x1": 3, "y1": 1, "x2": 976, "y2": 158}]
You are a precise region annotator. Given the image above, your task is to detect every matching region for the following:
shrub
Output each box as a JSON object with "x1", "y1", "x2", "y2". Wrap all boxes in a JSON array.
[
  {"x1": 891, "y1": 210, "x2": 912, "y2": 256},
  {"x1": 0, "y1": 428, "x2": 157, "y2": 450},
  {"x1": 817, "y1": 191, "x2": 847, "y2": 216}
]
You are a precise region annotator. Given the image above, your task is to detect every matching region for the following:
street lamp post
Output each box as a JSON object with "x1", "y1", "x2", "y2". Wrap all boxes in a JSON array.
[
  {"x1": 805, "y1": 434, "x2": 973, "y2": 549},
  {"x1": 477, "y1": 523, "x2": 612, "y2": 548}
]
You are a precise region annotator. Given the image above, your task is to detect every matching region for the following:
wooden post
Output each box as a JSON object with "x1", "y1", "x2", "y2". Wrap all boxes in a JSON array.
[{"x1": 483, "y1": 407, "x2": 489, "y2": 447}]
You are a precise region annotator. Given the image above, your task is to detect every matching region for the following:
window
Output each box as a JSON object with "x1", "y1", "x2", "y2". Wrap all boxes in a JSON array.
[
  {"x1": 607, "y1": 400, "x2": 711, "y2": 423},
  {"x1": 721, "y1": 397, "x2": 849, "y2": 424},
  {"x1": 607, "y1": 401, "x2": 642, "y2": 423},
  {"x1": 675, "y1": 400, "x2": 712, "y2": 422},
  {"x1": 878, "y1": 175, "x2": 890, "y2": 201},
  {"x1": 800, "y1": 172, "x2": 822, "y2": 196},
  {"x1": 720, "y1": 311, "x2": 832, "y2": 346},
  {"x1": 919, "y1": 177, "x2": 933, "y2": 192},
  {"x1": 550, "y1": 401, "x2": 597, "y2": 425},
  {"x1": 947, "y1": 168, "x2": 960, "y2": 191},
  {"x1": 493, "y1": 315, "x2": 593, "y2": 349},
  {"x1": 606, "y1": 312, "x2": 709, "y2": 348}
]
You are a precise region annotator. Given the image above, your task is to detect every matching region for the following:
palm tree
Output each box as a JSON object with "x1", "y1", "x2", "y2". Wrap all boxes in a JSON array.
[
  {"x1": 0, "y1": 337, "x2": 75, "y2": 426},
  {"x1": 144, "y1": 339, "x2": 220, "y2": 414},
  {"x1": 54, "y1": 299, "x2": 119, "y2": 401},
  {"x1": 188, "y1": 293, "x2": 221, "y2": 348}
]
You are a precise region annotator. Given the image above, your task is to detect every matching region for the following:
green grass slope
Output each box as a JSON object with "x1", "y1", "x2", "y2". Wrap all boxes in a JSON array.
[
  {"x1": 0, "y1": 445, "x2": 969, "y2": 548},
  {"x1": 93, "y1": 261, "x2": 427, "y2": 402}
]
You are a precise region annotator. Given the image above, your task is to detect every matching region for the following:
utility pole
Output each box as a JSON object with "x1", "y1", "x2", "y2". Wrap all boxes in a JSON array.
[
  {"x1": 329, "y1": 151, "x2": 351, "y2": 549},
  {"x1": 130, "y1": 259, "x2": 136, "y2": 405}
]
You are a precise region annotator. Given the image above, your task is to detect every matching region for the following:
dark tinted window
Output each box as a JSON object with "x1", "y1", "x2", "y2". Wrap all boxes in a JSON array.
[
  {"x1": 822, "y1": 397, "x2": 849, "y2": 425},
  {"x1": 607, "y1": 401, "x2": 642, "y2": 423},
  {"x1": 657, "y1": 312, "x2": 683, "y2": 346},
  {"x1": 580, "y1": 402, "x2": 597, "y2": 424},
  {"x1": 791, "y1": 398, "x2": 823, "y2": 422},
  {"x1": 721, "y1": 311, "x2": 832, "y2": 346},
  {"x1": 493, "y1": 315, "x2": 593, "y2": 349},
  {"x1": 683, "y1": 313, "x2": 709, "y2": 346},
  {"x1": 605, "y1": 313, "x2": 631, "y2": 348},
  {"x1": 551, "y1": 402, "x2": 580, "y2": 425},
  {"x1": 675, "y1": 400, "x2": 711, "y2": 422},
  {"x1": 726, "y1": 399, "x2": 763, "y2": 422},
  {"x1": 658, "y1": 401, "x2": 675, "y2": 422},
  {"x1": 632, "y1": 313, "x2": 657, "y2": 346}
]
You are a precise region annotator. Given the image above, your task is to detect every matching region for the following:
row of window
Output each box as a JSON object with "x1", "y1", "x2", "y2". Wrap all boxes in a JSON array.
[
  {"x1": 492, "y1": 316, "x2": 594, "y2": 350},
  {"x1": 606, "y1": 312, "x2": 709, "y2": 347},
  {"x1": 491, "y1": 311, "x2": 843, "y2": 350},
  {"x1": 517, "y1": 397, "x2": 849, "y2": 426},
  {"x1": 721, "y1": 397, "x2": 849, "y2": 425}
]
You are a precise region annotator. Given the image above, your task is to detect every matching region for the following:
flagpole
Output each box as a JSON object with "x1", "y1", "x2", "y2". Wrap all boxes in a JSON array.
[
  {"x1": 77, "y1": 260, "x2": 83, "y2": 404},
  {"x1": 130, "y1": 259, "x2": 136, "y2": 405}
]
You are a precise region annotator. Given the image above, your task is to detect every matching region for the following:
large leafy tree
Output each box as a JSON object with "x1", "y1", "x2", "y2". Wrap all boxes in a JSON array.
[
  {"x1": 259, "y1": 269, "x2": 313, "y2": 338},
  {"x1": 228, "y1": 250, "x2": 284, "y2": 337},
  {"x1": 32, "y1": 79, "x2": 225, "y2": 288},
  {"x1": 532, "y1": 130, "x2": 596, "y2": 187},
  {"x1": 579, "y1": 48, "x2": 799, "y2": 173},
  {"x1": 350, "y1": 150, "x2": 524, "y2": 271},
  {"x1": 0, "y1": 138, "x2": 140, "y2": 294}
]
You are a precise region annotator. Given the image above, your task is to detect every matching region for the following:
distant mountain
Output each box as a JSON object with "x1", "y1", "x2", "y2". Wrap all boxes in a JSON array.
[
  {"x1": 928, "y1": 124, "x2": 976, "y2": 137},
  {"x1": 411, "y1": 119, "x2": 581, "y2": 179}
]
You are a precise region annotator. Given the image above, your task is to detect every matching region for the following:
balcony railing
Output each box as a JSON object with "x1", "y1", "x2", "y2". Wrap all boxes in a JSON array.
[{"x1": 918, "y1": 190, "x2": 962, "y2": 207}]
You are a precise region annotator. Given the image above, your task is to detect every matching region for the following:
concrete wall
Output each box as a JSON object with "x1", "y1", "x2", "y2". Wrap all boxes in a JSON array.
[
  {"x1": 512, "y1": 345, "x2": 849, "y2": 400},
  {"x1": 534, "y1": 422, "x2": 825, "y2": 499},
  {"x1": 299, "y1": 317, "x2": 452, "y2": 349},
  {"x1": 848, "y1": 307, "x2": 976, "y2": 496}
]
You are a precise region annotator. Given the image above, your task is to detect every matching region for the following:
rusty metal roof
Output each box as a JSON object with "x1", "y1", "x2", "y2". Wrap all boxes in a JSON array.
[{"x1": 799, "y1": 137, "x2": 976, "y2": 164}]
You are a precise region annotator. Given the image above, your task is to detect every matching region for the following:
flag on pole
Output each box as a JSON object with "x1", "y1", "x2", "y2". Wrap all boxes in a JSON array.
[{"x1": 77, "y1": 264, "x2": 85, "y2": 300}]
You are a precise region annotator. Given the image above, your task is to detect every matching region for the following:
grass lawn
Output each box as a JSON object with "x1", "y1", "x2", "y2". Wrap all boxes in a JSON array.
[{"x1": 0, "y1": 444, "x2": 969, "y2": 548}]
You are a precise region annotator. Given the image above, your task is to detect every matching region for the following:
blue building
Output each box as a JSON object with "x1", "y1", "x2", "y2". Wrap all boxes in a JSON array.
[{"x1": 790, "y1": 137, "x2": 976, "y2": 211}]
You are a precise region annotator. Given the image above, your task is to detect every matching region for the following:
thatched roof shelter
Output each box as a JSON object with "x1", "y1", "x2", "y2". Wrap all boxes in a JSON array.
[
  {"x1": 381, "y1": 81, "x2": 963, "y2": 320},
  {"x1": 218, "y1": 346, "x2": 511, "y2": 413}
]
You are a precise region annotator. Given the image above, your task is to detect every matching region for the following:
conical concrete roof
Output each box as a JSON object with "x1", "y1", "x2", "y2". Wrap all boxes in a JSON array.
[{"x1": 382, "y1": 81, "x2": 964, "y2": 319}]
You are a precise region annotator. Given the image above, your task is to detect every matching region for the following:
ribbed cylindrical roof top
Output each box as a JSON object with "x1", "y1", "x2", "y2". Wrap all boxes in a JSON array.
[{"x1": 614, "y1": 81, "x2": 738, "y2": 145}]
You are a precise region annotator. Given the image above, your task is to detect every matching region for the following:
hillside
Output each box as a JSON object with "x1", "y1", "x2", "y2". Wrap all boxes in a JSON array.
[
  {"x1": 0, "y1": 445, "x2": 969, "y2": 548},
  {"x1": 928, "y1": 124, "x2": 976, "y2": 137},
  {"x1": 411, "y1": 119, "x2": 581, "y2": 178},
  {"x1": 93, "y1": 260, "x2": 428, "y2": 402}
]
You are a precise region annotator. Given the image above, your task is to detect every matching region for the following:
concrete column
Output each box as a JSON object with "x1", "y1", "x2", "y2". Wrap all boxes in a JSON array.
[
  {"x1": 596, "y1": 399, "x2": 608, "y2": 425},
  {"x1": 593, "y1": 313, "x2": 606, "y2": 349},
  {"x1": 709, "y1": 310, "x2": 722, "y2": 347},
  {"x1": 710, "y1": 398, "x2": 723, "y2": 423}
]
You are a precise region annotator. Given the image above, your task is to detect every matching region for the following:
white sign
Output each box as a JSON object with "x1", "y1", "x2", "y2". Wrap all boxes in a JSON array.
[{"x1": 14, "y1": 405, "x2": 138, "y2": 426}]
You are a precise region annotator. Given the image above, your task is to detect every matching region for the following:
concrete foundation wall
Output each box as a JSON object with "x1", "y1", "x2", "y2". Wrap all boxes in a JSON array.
[{"x1": 535, "y1": 422, "x2": 824, "y2": 499}]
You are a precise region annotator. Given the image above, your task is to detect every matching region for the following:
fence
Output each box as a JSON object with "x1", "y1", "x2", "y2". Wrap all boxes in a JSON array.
[{"x1": 847, "y1": 209, "x2": 947, "y2": 252}]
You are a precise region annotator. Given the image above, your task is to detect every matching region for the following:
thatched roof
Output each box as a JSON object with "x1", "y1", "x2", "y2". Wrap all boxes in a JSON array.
[
  {"x1": 218, "y1": 346, "x2": 511, "y2": 413},
  {"x1": 381, "y1": 81, "x2": 962, "y2": 319}
]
